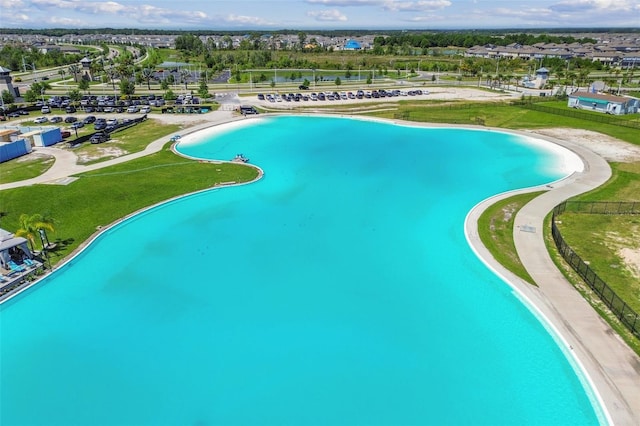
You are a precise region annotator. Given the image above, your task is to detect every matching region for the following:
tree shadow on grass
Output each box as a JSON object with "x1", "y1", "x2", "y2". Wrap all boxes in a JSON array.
[{"x1": 46, "y1": 238, "x2": 75, "y2": 260}]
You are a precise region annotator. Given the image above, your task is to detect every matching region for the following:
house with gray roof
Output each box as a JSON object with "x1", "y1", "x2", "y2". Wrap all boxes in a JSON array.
[{"x1": 568, "y1": 91, "x2": 638, "y2": 115}]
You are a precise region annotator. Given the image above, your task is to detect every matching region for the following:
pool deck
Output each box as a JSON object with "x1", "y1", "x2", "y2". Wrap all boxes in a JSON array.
[{"x1": 2, "y1": 104, "x2": 639, "y2": 424}]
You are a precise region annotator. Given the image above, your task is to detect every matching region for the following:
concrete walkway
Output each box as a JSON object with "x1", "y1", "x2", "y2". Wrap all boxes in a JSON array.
[
  {"x1": 0, "y1": 108, "x2": 241, "y2": 191},
  {"x1": 466, "y1": 131, "x2": 640, "y2": 425}
]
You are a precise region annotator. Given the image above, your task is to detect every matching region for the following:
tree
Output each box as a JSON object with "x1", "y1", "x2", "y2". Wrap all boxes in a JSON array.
[
  {"x1": 180, "y1": 69, "x2": 191, "y2": 90},
  {"x1": 15, "y1": 213, "x2": 55, "y2": 252},
  {"x1": 141, "y1": 68, "x2": 154, "y2": 90},
  {"x1": 1, "y1": 89, "x2": 14, "y2": 105},
  {"x1": 335, "y1": 77, "x2": 341, "y2": 87},
  {"x1": 298, "y1": 32, "x2": 307, "y2": 50},
  {"x1": 23, "y1": 89, "x2": 38, "y2": 103},
  {"x1": 119, "y1": 79, "x2": 135, "y2": 97},
  {"x1": 198, "y1": 79, "x2": 209, "y2": 99},
  {"x1": 78, "y1": 78, "x2": 90, "y2": 93},
  {"x1": 68, "y1": 88, "x2": 82, "y2": 106},
  {"x1": 164, "y1": 89, "x2": 176, "y2": 101},
  {"x1": 68, "y1": 64, "x2": 80, "y2": 82}
]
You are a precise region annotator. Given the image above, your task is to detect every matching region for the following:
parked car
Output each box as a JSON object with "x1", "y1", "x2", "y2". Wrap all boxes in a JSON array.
[
  {"x1": 64, "y1": 116, "x2": 78, "y2": 123},
  {"x1": 50, "y1": 116, "x2": 63, "y2": 123},
  {"x1": 65, "y1": 106, "x2": 76, "y2": 113},
  {"x1": 126, "y1": 106, "x2": 139, "y2": 113},
  {"x1": 41, "y1": 106, "x2": 51, "y2": 114},
  {"x1": 60, "y1": 130, "x2": 71, "y2": 138},
  {"x1": 71, "y1": 121, "x2": 84, "y2": 129},
  {"x1": 34, "y1": 116, "x2": 49, "y2": 123},
  {"x1": 83, "y1": 115, "x2": 96, "y2": 124},
  {"x1": 90, "y1": 132, "x2": 110, "y2": 144},
  {"x1": 106, "y1": 118, "x2": 118, "y2": 126},
  {"x1": 140, "y1": 106, "x2": 151, "y2": 114},
  {"x1": 7, "y1": 112, "x2": 20, "y2": 118}
]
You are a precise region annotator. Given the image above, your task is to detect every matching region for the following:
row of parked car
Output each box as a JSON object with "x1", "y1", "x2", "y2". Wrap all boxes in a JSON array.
[
  {"x1": 258, "y1": 89, "x2": 427, "y2": 102},
  {"x1": 41, "y1": 104, "x2": 151, "y2": 114}
]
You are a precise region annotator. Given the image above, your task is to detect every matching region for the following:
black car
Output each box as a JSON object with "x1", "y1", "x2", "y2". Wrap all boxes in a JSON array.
[
  {"x1": 50, "y1": 116, "x2": 63, "y2": 123},
  {"x1": 64, "y1": 116, "x2": 78, "y2": 123},
  {"x1": 65, "y1": 106, "x2": 76, "y2": 113},
  {"x1": 83, "y1": 115, "x2": 96, "y2": 124},
  {"x1": 90, "y1": 132, "x2": 110, "y2": 144}
]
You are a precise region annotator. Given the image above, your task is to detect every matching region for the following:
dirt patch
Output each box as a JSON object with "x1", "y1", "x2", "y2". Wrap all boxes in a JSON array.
[
  {"x1": 530, "y1": 128, "x2": 640, "y2": 162},
  {"x1": 77, "y1": 146, "x2": 128, "y2": 164},
  {"x1": 619, "y1": 247, "x2": 640, "y2": 279},
  {"x1": 19, "y1": 152, "x2": 53, "y2": 162}
]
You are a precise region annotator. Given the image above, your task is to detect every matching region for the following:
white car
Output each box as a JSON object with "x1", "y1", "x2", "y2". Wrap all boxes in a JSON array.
[
  {"x1": 140, "y1": 106, "x2": 151, "y2": 114},
  {"x1": 34, "y1": 116, "x2": 49, "y2": 123},
  {"x1": 126, "y1": 106, "x2": 139, "y2": 113}
]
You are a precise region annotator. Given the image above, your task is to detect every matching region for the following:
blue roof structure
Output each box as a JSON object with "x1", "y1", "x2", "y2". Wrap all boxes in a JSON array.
[{"x1": 344, "y1": 40, "x2": 362, "y2": 50}]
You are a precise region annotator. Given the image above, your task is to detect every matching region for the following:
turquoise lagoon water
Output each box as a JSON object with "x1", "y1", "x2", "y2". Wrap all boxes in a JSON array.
[{"x1": 0, "y1": 116, "x2": 602, "y2": 425}]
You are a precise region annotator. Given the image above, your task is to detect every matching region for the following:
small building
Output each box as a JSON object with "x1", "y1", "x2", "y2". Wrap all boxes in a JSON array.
[
  {"x1": 0, "y1": 66, "x2": 19, "y2": 98},
  {"x1": 568, "y1": 91, "x2": 639, "y2": 115},
  {"x1": 343, "y1": 40, "x2": 362, "y2": 51},
  {"x1": 0, "y1": 228, "x2": 33, "y2": 271},
  {"x1": 80, "y1": 57, "x2": 93, "y2": 81}
]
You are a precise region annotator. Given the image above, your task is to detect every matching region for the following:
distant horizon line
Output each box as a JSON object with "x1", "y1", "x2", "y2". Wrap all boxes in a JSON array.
[{"x1": 1, "y1": 26, "x2": 639, "y2": 33}]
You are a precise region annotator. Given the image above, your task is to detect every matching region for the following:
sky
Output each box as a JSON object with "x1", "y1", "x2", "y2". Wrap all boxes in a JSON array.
[{"x1": 0, "y1": 0, "x2": 638, "y2": 30}]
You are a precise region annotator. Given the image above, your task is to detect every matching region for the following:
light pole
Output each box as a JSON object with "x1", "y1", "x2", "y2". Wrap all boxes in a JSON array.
[{"x1": 40, "y1": 88, "x2": 45, "y2": 104}]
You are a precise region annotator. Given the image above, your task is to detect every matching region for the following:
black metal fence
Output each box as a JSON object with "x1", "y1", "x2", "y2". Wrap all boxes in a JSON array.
[
  {"x1": 519, "y1": 102, "x2": 640, "y2": 130},
  {"x1": 555, "y1": 200, "x2": 640, "y2": 215},
  {"x1": 552, "y1": 202, "x2": 640, "y2": 338}
]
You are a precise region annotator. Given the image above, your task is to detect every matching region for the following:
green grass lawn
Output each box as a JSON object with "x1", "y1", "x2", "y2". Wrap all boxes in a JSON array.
[
  {"x1": 555, "y1": 213, "x2": 640, "y2": 312},
  {"x1": 477, "y1": 192, "x2": 543, "y2": 285},
  {"x1": 71, "y1": 119, "x2": 182, "y2": 165},
  {"x1": 0, "y1": 145, "x2": 260, "y2": 265},
  {"x1": 0, "y1": 154, "x2": 55, "y2": 184}
]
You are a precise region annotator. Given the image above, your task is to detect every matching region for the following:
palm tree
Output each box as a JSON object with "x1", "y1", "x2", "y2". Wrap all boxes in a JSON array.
[
  {"x1": 141, "y1": 68, "x2": 154, "y2": 90},
  {"x1": 68, "y1": 64, "x2": 80, "y2": 83},
  {"x1": 180, "y1": 68, "x2": 191, "y2": 90},
  {"x1": 58, "y1": 68, "x2": 66, "y2": 82},
  {"x1": 14, "y1": 213, "x2": 55, "y2": 252}
]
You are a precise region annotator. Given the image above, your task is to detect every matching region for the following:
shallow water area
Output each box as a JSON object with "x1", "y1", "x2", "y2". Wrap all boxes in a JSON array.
[{"x1": 0, "y1": 116, "x2": 602, "y2": 425}]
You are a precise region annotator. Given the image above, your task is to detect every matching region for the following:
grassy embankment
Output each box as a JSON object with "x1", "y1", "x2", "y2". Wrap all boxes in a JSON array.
[{"x1": 0, "y1": 128, "x2": 260, "y2": 266}]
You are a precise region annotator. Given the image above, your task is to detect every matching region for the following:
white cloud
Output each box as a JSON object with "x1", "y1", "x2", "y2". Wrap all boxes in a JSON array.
[
  {"x1": 48, "y1": 15, "x2": 87, "y2": 26},
  {"x1": 224, "y1": 14, "x2": 273, "y2": 26},
  {"x1": 13, "y1": 13, "x2": 32, "y2": 22},
  {"x1": 383, "y1": 0, "x2": 452, "y2": 12},
  {"x1": 307, "y1": 9, "x2": 348, "y2": 21},
  {"x1": 550, "y1": 0, "x2": 639, "y2": 12},
  {"x1": 0, "y1": 0, "x2": 26, "y2": 9},
  {"x1": 306, "y1": 0, "x2": 381, "y2": 5},
  {"x1": 492, "y1": 7, "x2": 553, "y2": 18}
]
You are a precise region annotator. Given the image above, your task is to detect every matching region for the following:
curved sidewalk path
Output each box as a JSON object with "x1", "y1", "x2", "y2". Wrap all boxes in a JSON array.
[
  {"x1": 467, "y1": 131, "x2": 640, "y2": 425},
  {"x1": 0, "y1": 109, "x2": 242, "y2": 191}
]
